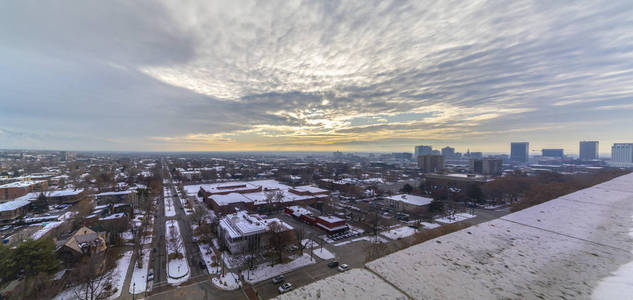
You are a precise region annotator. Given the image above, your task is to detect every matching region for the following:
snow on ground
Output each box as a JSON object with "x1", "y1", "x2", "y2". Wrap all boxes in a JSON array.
[
  {"x1": 277, "y1": 268, "x2": 407, "y2": 300},
  {"x1": 108, "y1": 250, "x2": 133, "y2": 299},
  {"x1": 52, "y1": 251, "x2": 133, "y2": 300},
  {"x1": 164, "y1": 196, "x2": 176, "y2": 217},
  {"x1": 302, "y1": 239, "x2": 318, "y2": 248},
  {"x1": 199, "y1": 243, "x2": 219, "y2": 274},
  {"x1": 129, "y1": 248, "x2": 150, "y2": 294},
  {"x1": 333, "y1": 235, "x2": 389, "y2": 247},
  {"x1": 241, "y1": 253, "x2": 316, "y2": 284},
  {"x1": 31, "y1": 221, "x2": 62, "y2": 240},
  {"x1": 312, "y1": 247, "x2": 335, "y2": 260},
  {"x1": 121, "y1": 230, "x2": 133, "y2": 241},
  {"x1": 380, "y1": 226, "x2": 417, "y2": 240},
  {"x1": 165, "y1": 220, "x2": 190, "y2": 284},
  {"x1": 435, "y1": 213, "x2": 476, "y2": 224},
  {"x1": 212, "y1": 272, "x2": 241, "y2": 291},
  {"x1": 420, "y1": 222, "x2": 441, "y2": 229}
]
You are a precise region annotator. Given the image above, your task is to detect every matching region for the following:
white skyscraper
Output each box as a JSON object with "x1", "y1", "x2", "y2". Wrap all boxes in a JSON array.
[{"x1": 611, "y1": 143, "x2": 633, "y2": 164}]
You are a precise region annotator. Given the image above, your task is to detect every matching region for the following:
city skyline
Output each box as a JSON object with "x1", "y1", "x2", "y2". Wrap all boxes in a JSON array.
[{"x1": 2, "y1": 1, "x2": 633, "y2": 152}]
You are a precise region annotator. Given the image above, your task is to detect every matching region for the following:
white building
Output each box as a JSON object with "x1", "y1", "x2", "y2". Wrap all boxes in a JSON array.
[
  {"x1": 217, "y1": 211, "x2": 293, "y2": 254},
  {"x1": 611, "y1": 143, "x2": 633, "y2": 166},
  {"x1": 385, "y1": 194, "x2": 433, "y2": 213}
]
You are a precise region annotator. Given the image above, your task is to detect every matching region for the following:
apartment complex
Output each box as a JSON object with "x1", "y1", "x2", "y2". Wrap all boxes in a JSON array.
[
  {"x1": 417, "y1": 155, "x2": 444, "y2": 173},
  {"x1": 0, "y1": 180, "x2": 48, "y2": 201}
]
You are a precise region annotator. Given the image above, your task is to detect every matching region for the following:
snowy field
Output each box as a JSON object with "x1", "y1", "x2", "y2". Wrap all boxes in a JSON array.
[
  {"x1": 53, "y1": 251, "x2": 132, "y2": 300},
  {"x1": 129, "y1": 248, "x2": 150, "y2": 294},
  {"x1": 381, "y1": 226, "x2": 417, "y2": 240},
  {"x1": 312, "y1": 247, "x2": 335, "y2": 260},
  {"x1": 241, "y1": 254, "x2": 316, "y2": 284},
  {"x1": 435, "y1": 213, "x2": 476, "y2": 224},
  {"x1": 212, "y1": 272, "x2": 241, "y2": 290},
  {"x1": 199, "y1": 243, "x2": 219, "y2": 274},
  {"x1": 165, "y1": 220, "x2": 189, "y2": 284},
  {"x1": 164, "y1": 196, "x2": 176, "y2": 217}
]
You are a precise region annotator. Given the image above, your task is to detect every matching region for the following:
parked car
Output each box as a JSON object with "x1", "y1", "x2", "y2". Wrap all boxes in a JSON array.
[
  {"x1": 199, "y1": 260, "x2": 206, "y2": 269},
  {"x1": 338, "y1": 264, "x2": 349, "y2": 272},
  {"x1": 272, "y1": 275, "x2": 285, "y2": 284},
  {"x1": 327, "y1": 261, "x2": 339, "y2": 268},
  {"x1": 278, "y1": 282, "x2": 293, "y2": 293},
  {"x1": 288, "y1": 245, "x2": 299, "y2": 252},
  {"x1": 147, "y1": 269, "x2": 154, "y2": 281}
]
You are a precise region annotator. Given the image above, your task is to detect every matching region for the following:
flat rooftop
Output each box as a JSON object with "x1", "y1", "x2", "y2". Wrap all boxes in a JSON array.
[{"x1": 278, "y1": 172, "x2": 633, "y2": 299}]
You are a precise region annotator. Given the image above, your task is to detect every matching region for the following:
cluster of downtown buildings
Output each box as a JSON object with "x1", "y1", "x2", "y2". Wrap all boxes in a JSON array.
[{"x1": 411, "y1": 141, "x2": 633, "y2": 174}]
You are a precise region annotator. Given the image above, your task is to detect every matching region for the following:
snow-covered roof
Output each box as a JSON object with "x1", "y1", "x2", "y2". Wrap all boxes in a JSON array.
[
  {"x1": 190, "y1": 180, "x2": 329, "y2": 206},
  {"x1": 211, "y1": 193, "x2": 254, "y2": 205},
  {"x1": 31, "y1": 221, "x2": 62, "y2": 240},
  {"x1": 283, "y1": 172, "x2": 633, "y2": 299},
  {"x1": 95, "y1": 190, "x2": 135, "y2": 197},
  {"x1": 46, "y1": 189, "x2": 84, "y2": 197},
  {"x1": 317, "y1": 215, "x2": 344, "y2": 223},
  {"x1": 219, "y1": 211, "x2": 268, "y2": 239},
  {"x1": 0, "y1": 197, "x2": 31, "y2": 212},
  {"x1": 385, "y1": 194, "x2": 433, "y2": 206},
  {"x1": 293, "y1": 185, "x2": 328, "y2": 194},
  {"x1": 0, "y1": 180, "x2": 46, "y2": 188},
  {"x1": 286, "y1": 205, "x2": 312, "y2": 217}
]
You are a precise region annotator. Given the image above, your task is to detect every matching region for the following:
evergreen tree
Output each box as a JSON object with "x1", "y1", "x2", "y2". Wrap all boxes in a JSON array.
[
  {"x1": 14, "y1": 239, "x2": 59, "y2": 277},
  {"x1": 0, "y1": 244, "x2": 17, "y2": 280}
]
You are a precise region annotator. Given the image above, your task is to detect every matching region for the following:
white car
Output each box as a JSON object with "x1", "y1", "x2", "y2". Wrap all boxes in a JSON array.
[
  {"x1": 278, "y1": 282, "x2": 293, "y2": 293},
  {"x1": 338, "y1": 264, "x2": 349, "y2": 272}
]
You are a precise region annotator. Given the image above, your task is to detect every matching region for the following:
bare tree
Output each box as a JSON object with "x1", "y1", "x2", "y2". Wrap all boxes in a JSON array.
[
  {"x1": 264, "y1": 190, "x2": 284, "y2": 213},
  {"x1": 295, "y1": 224, "x2": 307, "y2": 255},
  {"x1": 72, "y1": 253, "x2": 112, "y2": 300},
  {"x1": 268, "y1": 222, "x2": 294, "y2": 266},
  {"x1": 167, "y1": 224, "x2": 184, "y2": 259}
]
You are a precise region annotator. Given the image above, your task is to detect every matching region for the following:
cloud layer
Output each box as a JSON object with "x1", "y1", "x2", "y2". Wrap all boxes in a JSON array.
[{"x1": 1, "y1": 0, "x2": 632, "y2": 153}]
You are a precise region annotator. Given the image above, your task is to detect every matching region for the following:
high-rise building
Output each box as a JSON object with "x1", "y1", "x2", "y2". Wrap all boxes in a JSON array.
[
  {"x1": 542, "y1": 149, "x2": 564, "y2": 158},
  {"x1": 441, "y1": 146, "x2": 455, "y2": 158},
  {"x1": 417, "y1": 155, "x2": 444, "y2": 173},
  {"x1": 470, "y1": 158, "x2": 503, "y2": 175},
  {"x1": 611, "y1": 143, "x2": 633, "y2": 163},
  {"x1": 510, "y1": 142, "x2": 529, "y2": 162},
  {"x1": 579, "y1": 141, "x2": 599, "y2": 160},
  {"x1": 414, "y1": 145, "x2": 433, "y2": 159}
]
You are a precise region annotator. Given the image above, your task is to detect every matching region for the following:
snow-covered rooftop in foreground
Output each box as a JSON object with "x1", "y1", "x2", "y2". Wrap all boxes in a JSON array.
[{"x1": 278, "y1": 172, "x2": 633, "y2": 300}]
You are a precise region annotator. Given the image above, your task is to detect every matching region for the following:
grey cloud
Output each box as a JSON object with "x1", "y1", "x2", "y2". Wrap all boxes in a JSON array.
[{"x1": 1, "y1": 0, "x2": 633, "y2": 151}]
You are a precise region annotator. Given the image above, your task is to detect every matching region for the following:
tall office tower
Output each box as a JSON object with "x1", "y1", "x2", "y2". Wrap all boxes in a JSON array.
[
  {"x1": 441, "y1": 146, "x2": 455, "y2": 158},
  {"x1": 611, "y1": 143, "x2": 633, "y2": 163},
  {"x1": 414, "y1": 145, "x2": 433, "y2": 159},
  {"x1": 542, "y1": 149, "x2": 564, "y2": 158},
  {"x1": 579, "y1": 141, "x2": 599, "y2": 160},
  {"x1": 510, "y1": 142, "x2": 529, "y2": 162}
]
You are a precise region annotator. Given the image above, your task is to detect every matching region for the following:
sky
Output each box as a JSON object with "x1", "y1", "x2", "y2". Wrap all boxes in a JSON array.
[{"x1": 1, "y1": 0, "x2": 632, "y2": 155}]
